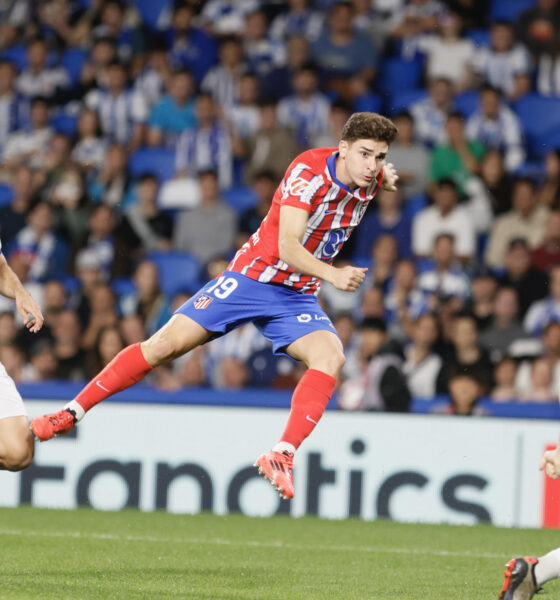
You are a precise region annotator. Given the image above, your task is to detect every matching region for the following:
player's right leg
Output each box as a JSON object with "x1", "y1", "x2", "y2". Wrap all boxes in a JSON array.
[
  {"x1": 499, "y1": 549, "x2": 560, "y2": 599},
  {"x1": 31, "y1": 314, "x2": 212, "y2": 441}
]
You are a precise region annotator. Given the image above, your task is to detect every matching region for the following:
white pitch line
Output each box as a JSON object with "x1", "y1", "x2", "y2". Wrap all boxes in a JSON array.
[{"x1": 0, "y1": 528, "x2": 508, "y2": 560}]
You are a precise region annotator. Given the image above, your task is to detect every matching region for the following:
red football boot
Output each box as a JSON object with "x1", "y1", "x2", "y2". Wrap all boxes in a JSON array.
[
  {"x1": 254, "y1": 450, "x2": 294, "y2": 499},
  {"x1": 31, "y1": 409, "x2": 77, "y2": 441}
]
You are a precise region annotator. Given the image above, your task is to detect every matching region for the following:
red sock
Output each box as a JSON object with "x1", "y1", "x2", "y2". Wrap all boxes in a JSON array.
[
  {"x1": 73, "y1": 343, "x2": 153, "y2": 414},
  {"x1": 280, "y1": 369, "x2": 337, "y2": 449}
]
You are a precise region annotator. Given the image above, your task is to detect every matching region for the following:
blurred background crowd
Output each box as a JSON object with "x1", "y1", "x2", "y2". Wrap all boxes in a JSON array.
[{"x1": 1, "y1": 0, "x2": 560, "y2": 415}]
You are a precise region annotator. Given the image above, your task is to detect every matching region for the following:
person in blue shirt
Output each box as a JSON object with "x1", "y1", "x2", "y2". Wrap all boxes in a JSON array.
[{"x1": 147, "y1": 69, "x2": 196, "y2": 148}]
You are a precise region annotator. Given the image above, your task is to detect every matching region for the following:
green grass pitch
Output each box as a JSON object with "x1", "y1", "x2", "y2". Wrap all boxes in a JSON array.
[{"x1": 1, "y1": 507, "x2": 560, "y2": 599}]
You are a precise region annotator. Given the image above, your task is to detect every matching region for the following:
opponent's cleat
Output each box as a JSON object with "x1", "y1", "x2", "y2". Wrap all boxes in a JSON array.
[
  {"x1": 31, "y1": 409, "x2": 77, "y2": 441},
  {"x1": 254, "y1": 450, "x2": 294, "y2": 499},
  {"x1": 499, "y1": 557, "x2": 540, "y2": 599}
]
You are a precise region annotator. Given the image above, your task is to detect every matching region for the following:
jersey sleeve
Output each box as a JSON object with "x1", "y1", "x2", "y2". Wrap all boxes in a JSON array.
[{"x1": 279, "y1": 163, "x2": 325, "y2": 213}]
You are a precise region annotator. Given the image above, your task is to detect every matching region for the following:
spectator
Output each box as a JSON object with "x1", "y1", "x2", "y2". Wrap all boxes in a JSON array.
[
  {"x1": 80, "y1": 36, "x2": 118, "y2": 93},
  {"x1": 517, "y1": 0, "x2": 560, "y2": 59},
  {"x1": 237, "y1": 170, "x2": 276, "y2": 247},
  {"x1": 173, "y1": 170, "x2": 237, "y2": 265},
  {"x1": 147, "y1": 69, "x2": 196, "y2": 148},
  {"x1": 69, "y1": 249, "x2": 104, "y2": 326},
  {"x1": 115, "y1": 174, "x2": 173, "y2": 262},
  {"x1": 0, "y1": 60, "x2": 27, "y2": 156},
  {"x1": 385, "y1": 259, "x2": 426, "y2": 338},
  {"x1": 86, "y1": 324, "x2": 125, "y2": 379},
  {"x1": 71, "y1": 108, "x2": 107, "y2": 173},
  {"x1": 466, "y1": 271, "x2": 498, "y2": 331},
  {"x1": 338, "y1": 317, "x2": 411, "y2": 412},
  {"x1": 167, "y1": 2, "x2": 217, "y2": 84},
  {"x1": 491, "y1": 357, "x2": 519, "y2": 401},
  {"x1": 311, "y1": 100, "x2": 351, "y2": 149},
  {"x1": 0, "y1": 166, "x2": 37, "y2": 249},
  {"x1": 532, "y1": 210, "x2": 560, "y2": 271},
  {"x1": 485, "y1": 178, "x2": 549, "y2": 269},
  {"x1": 0, "y1": 312, "x2": 17, "y2": 347},
  {"x1": 120, "y1": 260, "x2": 171, "y2": 337},
  {"x1": 417, "y1": 233, "x2": 470, "y2": 300},
  {"x1": 1, "y1": 96, "x2": 53, "y2": 173},
  {"x1": 52, "y1": 309, "x2": 85, "y2": 381},
  {"x1": 479, "y1": 286, "x2": 528, "y2": 362},
  {"x1": 226, "y1": 73, "x2": 261, "y2": 143},
  {"x1": 119, "y1": 314, "x2": 147, "y2": 346},
  {"x1": 277, "y1": 65, "x2": 331, "y2": 148},
  {"x1": 356, "y1": 285, "x2": 386, "y2": 321},
  {"x1": 134, "y1": 37, "x2": 171, "y2": 109},
  {"x1": 520, "y1": 358, "x2": 557, "y2": 402},
  {"x1": 436, "y1": 314, "x2": 494, "y2": 394},
  {"x1": 403, "y1": 313, "x2": 442, "y2": 398},
  {"x1": 412, "y1": 178, "x2": 476, "y2": 261},
  {"x1": 535, "y1": 33, "x2": 560, "y2": 96},
  {"x1": 201, "y1": 35, "x2": 248, "y2": 110},
  {"x1": 537, "y1": 149, "x2": 560, "y2": 209},
  {"x1": 525, "y1": 265, "x2": 560, "y2": 335},
  {"x1": 243, "y1": 100, "x2": 299, "y2": 185},
  {"x1": 517, "y1": 320, "x2": 560, "y2": 395},
  {"x1": 429, "y1": 111, "x2": 485, "y2": 195},
  {"x1": 78, "y1": 204, "x2": 115, "y2": 280},
  {"x1": 16, "y1": 38, "x2": 69, "y2": 102},
  {"x1": 498, "y1": 238, "x2": 549, "y2": 319},
  {"x1": 479, "y1": 150, "x2": 514, "y2": 215},
  {"x1": 175, "y1": 93, "x2": 233, "y2": 189},
  {"x1": 243, "y1": 9, "x2": 287, "y2": 79},
  {"x1": 88, "y1": 143, "x2": 130, "y2": 207},
  {"x1": 354, "y1": 189, "x2": 412, "y2": 260},
  {"x1": 311, "y1": 2, "x2": 377, "y2": 102},
  {"x1": 0, "y1": 0, "x2": 30, "y2": 51},
  {"x1": 9, "y1": 201, "x2": 68, "y2": 282},
  {"x1": 410, "y1": 77, "x2": 454, "y2": 147},
  {"x1": 81, "y1": 283, "x2": 118, "y2": 350},
  {"x1": 199, "y1": 0, "x2": 260, "y2": 36},
  {"x1": 270, "y1": 0, "x2": 324, "y2": 42},
  {"x1": 471, "y1": 21, "x2": 531, "y2": 100},
  {"x1": 465, "y1": 85, "x2": 525, "y2": 172},
  {"x1": 365, "y1": 234, "x2": 399, "y2": 291},
  {"x1": 27, "y1": 340, "x2": 59, "y2": 382},
  {"x1": 442, "y1": 371, "x2": 485, "y2": 415},
  {"x1": 385, "y1": 111, "x2": 429, "y2": 200},
  {"x1": 85, "y1": 60, "x2": 148, "y2": 151},
  {"x1": 42, "y1": 279, "x2": 67, "y2": 327},
  {"x1": 417, "y1": 11, "x2": 475, "y2": 92}
]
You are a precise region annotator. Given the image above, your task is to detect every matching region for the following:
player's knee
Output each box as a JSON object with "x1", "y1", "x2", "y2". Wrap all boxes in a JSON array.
[
  {"x1": 312, "y1": 349, "x2": 345, "y2": 377},
  {"x1": 1, "y1": 440, "x2": 34, "y2": 471},
  {"x1": 142, "y1": 336, "x2": 179, "y2": 366}
]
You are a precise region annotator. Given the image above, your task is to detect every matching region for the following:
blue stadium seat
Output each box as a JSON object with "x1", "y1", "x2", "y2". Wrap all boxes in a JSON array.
[
  {"x1": 223, "y1": 186, "x2": 257, "y2": 213},
  {"x1": 0, "y1": 45, "x2": 27, "y2": 72},
  {"x1": 354, "y1": 93, "x2": 382, "y2": 113},
  {"x1": 387, "y1": 89, "x2": 427, "y2": 115},
  {"x1": 62, "y1": 48, "x2": 87, "y2": 84},
  {"x1": 51, "y1": 113, "x2": 78, "y2": 136},
  {"x1": 515, "y1": 94, "x2": 560, "y2": 157},
  {"x1": 490, "y1": 0, "x2": 534, "y2": 22},
  {"x1": 405, "y1": 194, "x2": 427, "y2": 219},
  {"x1": 454, "y1": 90, "x2": 479, "y2": 118},
  {"x1": 129, "y1": 148, "x2": 176, "y2": 182},
  {"x1": 377, "y1": 57, "x2": 424, "y2": 97},
  {"x1": 135, "y1": 0, "x2": 172, "y2": 30},
  {"x1": 465, "y1": 29, "x2": 490, "y2": 48},
  {"x1": 0, "y1": 183, "x2": 14, "y2": 207},
  {"x1": 111, "y1": 277, "x2": 136, "y2": 298},
  {"x1": 147, "y1": 251, "x2": 202, "y2": 296}
]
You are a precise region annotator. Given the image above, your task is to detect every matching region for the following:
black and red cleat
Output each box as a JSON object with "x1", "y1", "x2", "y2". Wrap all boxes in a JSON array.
[
  {"x1": 31, "y1": 409, "x2": 77, "y2": 441},
  {"x1": 254, "y1": 450, "x2": 294, "y2": 499},
  {"x1": 498, "y1": 557, "x2": 540, "y2": 599}
]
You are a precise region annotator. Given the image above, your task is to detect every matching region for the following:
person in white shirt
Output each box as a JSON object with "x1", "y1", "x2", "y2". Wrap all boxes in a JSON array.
[
  {"x1": 465, "y1": 85, "x2": 525, "y2": 172},
  {"x1": 412, "y1": 178, "x2": 476, "y2": 261},
  {"x1": 410, "y1": 77, "x2": 454, "y2": 147}
]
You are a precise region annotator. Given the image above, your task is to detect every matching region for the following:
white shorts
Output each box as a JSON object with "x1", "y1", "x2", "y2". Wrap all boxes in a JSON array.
[{"x1": 0, "y1": 363, "x2": 26, "y2": 420}]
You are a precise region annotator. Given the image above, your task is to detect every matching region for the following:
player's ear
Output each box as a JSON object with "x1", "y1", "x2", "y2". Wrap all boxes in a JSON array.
[{"x1": 339, "y1": 140, "x2": 348, "y2": 158}]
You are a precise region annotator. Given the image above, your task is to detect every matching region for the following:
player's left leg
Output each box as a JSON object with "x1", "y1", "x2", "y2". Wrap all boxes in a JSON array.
[
  {"x1": 499, "y1": 549, "x2": 560, "y2": 599},
  {"x1": 255, "y1": 330, "x2": 343, "y2": 499},
  {"x1": 0, "y1": 416, "x2": 33, "y2": 471}
]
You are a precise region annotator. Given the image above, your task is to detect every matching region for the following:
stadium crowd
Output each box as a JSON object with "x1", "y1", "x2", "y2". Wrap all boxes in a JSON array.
[{"x1": 1, "y1": 0, "x2": 560, "y2": 415}]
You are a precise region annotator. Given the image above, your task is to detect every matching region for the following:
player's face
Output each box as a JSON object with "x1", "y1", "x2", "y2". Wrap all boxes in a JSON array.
[{"x1": 338, "y1": 139, "x2": 388, "y2": 189}]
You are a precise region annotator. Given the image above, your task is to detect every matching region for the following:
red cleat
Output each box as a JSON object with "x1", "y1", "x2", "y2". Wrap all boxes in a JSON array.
[
  {"x1": 254, "y1": 450, "x2": 294, "y2": 499},
  {"x1": 31, "y1": 409, "x2": 77, "y2": 441}
]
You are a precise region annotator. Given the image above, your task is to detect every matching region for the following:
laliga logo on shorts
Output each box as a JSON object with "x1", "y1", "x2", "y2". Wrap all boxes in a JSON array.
[{"x1": 297, "y1": 313, "x2": 312, "y2": 323}]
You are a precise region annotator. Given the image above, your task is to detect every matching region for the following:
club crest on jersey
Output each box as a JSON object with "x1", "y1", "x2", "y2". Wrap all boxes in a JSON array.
[{"x1": 193, "y1": 294, "x2": 213, "y2": 309}]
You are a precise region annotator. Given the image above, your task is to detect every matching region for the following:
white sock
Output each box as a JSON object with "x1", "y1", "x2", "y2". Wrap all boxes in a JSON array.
[
  {"x1": 64, "y1": 400, "x2": 85, "y2": 422},
  {"x1": 272, "y1": 441, "x2": 296, "y2": 455},
  {"x1": 535, "y1": 548, "x2": 560, "y2": 586}
]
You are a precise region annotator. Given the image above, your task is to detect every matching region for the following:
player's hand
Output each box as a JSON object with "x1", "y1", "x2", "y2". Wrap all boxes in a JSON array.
[
  {"x1": 329, "y1": 266, "x2": 368, "y2": 292},
  {"x1": 382, "y1": 163, "x2": 399, "y2": 191},
  {"x1": 539, "y1": 435, "x2": 560, "y2": 479},
  {"x1": 15, "y1": 290, "x2": 44, "y2": 333}
]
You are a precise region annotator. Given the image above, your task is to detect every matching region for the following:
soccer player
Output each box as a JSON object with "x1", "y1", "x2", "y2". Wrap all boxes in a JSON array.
[
  {"x1": 31, "y1": 112, "x2": 399, "y2": 499},
  {"x1": 498, "y1": 440, "x2": 560, "y2": 599},
  {"x1": 0, "y1": 241, "x2": 44, "y2": 471}
]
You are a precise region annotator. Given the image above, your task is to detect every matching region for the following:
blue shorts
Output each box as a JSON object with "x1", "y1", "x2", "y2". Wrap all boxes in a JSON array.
[{"x1": 175, "y1": 271, "x2": 337, "y2": 355}]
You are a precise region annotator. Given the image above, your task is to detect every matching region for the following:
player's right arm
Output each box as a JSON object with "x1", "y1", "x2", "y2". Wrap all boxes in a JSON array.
[
  {"x1": 0, "y1": 253, "x2": 44, "y2": 333},
  {"x1": 278, "y1": 205, "x2": 367, "y2": 292}
]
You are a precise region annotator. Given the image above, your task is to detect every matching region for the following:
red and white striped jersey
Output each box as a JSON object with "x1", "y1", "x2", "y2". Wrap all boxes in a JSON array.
[{"x1": 228, "y1": 147, "x2": 383, "y2": 295}]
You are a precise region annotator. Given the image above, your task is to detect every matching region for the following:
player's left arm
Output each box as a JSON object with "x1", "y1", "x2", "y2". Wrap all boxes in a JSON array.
[
  {"x1": 0, "y1": 253, "x2": 44, "y2": 333},
  {"x1": 381, "y1": 163, "x2": 399, "y2": 191}
]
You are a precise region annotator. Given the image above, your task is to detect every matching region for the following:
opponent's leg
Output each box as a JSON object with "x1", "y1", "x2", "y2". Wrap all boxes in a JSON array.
[
  {"x1": 255, "y1": 330, "x2": 343, "y2": 498},
  {"x1": 31, "y1": 315, "x2": 212, "y2": 440},
  {"x1": 0, "y1": 416, "x2": 34, "y2": 471}
]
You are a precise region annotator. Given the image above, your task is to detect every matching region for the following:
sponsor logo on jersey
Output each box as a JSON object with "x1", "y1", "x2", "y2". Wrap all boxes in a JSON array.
[{"x1": 194, "y1": 294, "x2": 213, "y2": 310}]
